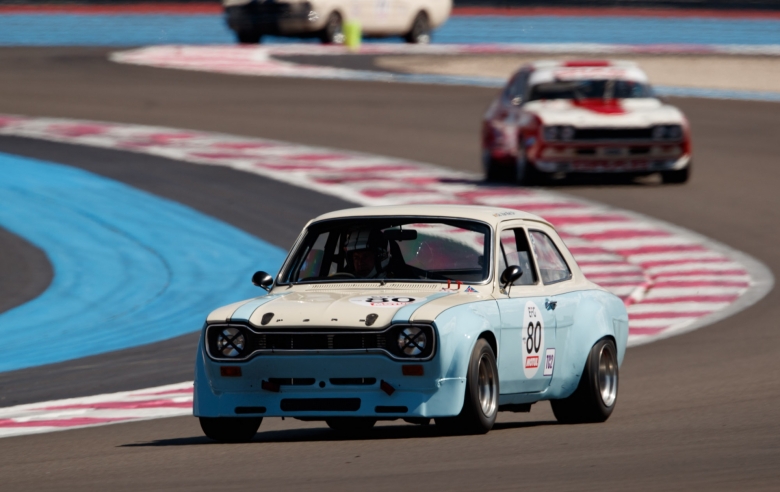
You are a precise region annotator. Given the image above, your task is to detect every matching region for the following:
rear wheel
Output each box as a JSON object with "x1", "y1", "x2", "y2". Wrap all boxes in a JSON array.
[
  {"x1": 436, "y1": 338, "x2": 499, "y2": 434},
  {"x1": 320, "y1": 12, "x2": 344, "y2": 44},
  {"x1": 661, "y1": 164, "x2": 690, "y2": 184},
  {"x1": 325, "y1": 417, "x2": 377, "y2": 432},
  {"x1": 199, "y1": 417, "x2": 262, "y2": 442},
  {"x1": 551, "y1": 338, "x2": 618, "y2": 424},
  {"x1": 404, "y1": 11, "x2": 431, "y2": 44}
]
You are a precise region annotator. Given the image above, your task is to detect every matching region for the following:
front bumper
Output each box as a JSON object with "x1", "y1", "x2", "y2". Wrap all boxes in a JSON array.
[
  {"x1": 194, "y1": 352, "x2": 467, "y2": 419},
  {"x1": 533, "y1": 154, "x2": 691, "y2": 174}
]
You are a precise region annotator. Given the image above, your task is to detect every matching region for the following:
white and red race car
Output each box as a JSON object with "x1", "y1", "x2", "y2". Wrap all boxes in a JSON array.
[{"x1": 482, "y1": 60, "x2": 691, "y2": 184}]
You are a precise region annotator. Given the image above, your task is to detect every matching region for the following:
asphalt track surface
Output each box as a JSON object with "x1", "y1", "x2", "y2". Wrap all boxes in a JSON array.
[{"x1": 0, "y1": 47, "x2": 778, "y2": 490}]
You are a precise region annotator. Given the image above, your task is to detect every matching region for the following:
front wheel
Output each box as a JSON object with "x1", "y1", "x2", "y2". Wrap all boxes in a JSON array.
[
  {"x1": 661, "y1": 163, "x2": 690, "y2": 184},
  {"x1": 436, "y1": 338, "x2": 499, "y2": 434},
  {"x1": 551, "y1": 338, "x2": 618, "y2": 424},
  {"x1": 320, "y1": 12, "x2": 345, "y2": 44},
  {"x1": 404, "y1": 12, "x2": 431, "y2": 44},
  {"x1": 199, "y1": 417, "x2": 262, "y2": 442}
]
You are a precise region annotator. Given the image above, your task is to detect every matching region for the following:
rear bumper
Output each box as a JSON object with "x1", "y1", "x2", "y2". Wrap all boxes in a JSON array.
[{"x1": 194, "y1": 351, "x2": 466, "y2": 418}]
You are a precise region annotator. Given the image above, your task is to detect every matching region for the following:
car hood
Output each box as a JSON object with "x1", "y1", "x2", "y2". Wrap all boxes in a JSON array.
[
  {"x1": 207, "y1": 284, "x2": 492, "y2": 329},
  {"x1": 524, "y1": 98, "x2": 685, "y2": 127}
]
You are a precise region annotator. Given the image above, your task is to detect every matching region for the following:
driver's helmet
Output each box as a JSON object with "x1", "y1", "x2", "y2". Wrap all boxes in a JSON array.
[
  {"x1": 344, "y1": 228, "x2": 388, "y2": 258},
  {"x1": 344, "y1": 228, "x2": 389, "y2": 272}
]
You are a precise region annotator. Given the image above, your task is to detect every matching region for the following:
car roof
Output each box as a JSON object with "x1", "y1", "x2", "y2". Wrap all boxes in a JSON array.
[
  {"x1": 311, "y1": 205, "x2": 552, "y2": 228},
  {"x1": 522, "y1": 59, "x2": 650, "y2": 86}
]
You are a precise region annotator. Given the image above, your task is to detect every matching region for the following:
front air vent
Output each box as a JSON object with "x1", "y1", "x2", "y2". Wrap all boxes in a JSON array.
[
  {"x1": 268, "y1": 378, "x2": 316, "y2": 386},
  {"x1": 329, "y1": 378, "x2": 377, "y2": 386}
]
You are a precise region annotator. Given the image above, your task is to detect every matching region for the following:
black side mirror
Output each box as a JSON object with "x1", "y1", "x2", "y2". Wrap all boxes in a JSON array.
[
  {"x1": 252, "y1": 271, "x2": 274, "y2": 292},
  {"x1": 500, "y1": 265, "x2": 523, "y2": 291}
]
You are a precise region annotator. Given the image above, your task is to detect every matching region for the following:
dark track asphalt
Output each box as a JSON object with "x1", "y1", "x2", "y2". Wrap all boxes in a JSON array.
[{"x1": 0, "y1": 47, "x2": 778, "y2": 491}]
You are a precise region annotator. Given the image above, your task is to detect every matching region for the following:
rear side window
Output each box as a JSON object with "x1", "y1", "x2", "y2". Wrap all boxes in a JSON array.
[
  {"x1": 529, "y1": 231, "x2": 572, "y2": 284},
  {"x1": 498, "y1": 228, "x2": 537, "y2": 285}
]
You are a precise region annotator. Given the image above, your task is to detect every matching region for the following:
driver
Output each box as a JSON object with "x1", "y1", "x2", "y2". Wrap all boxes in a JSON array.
[{"x1": 344, "y1": 228, "x2": 389, "y2": 278}]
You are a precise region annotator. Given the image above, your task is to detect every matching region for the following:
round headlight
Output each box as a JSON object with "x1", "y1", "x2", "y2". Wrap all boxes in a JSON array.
[
  {"x1": 560, "y1": 126, "x2": 576, "y2": 141},
  {"x1": 398, "y1": 327, "x2": 427, "y2": 356},
  {"x1": 652, "y1": 126, "x2": 666, "y2": 140},
  {"x1": 542, "y1": 125, "x2": 559, "y2": 142},
  {"x1": 666, "y1": 125, "x2": 682, "y2": 139},
  {"x1": 217, "y1": 327, "x2": 246, "y2": 357}
]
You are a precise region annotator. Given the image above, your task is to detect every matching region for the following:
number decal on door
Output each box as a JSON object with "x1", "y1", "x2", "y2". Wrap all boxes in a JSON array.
[{"x1": 521, "y1": 301, "x2": 545, "y2": 378}]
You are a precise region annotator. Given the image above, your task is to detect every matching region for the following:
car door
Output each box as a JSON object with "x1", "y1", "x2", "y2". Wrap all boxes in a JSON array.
[
  {"x1": 495, "y1": 225, "x2": 557, "y2": 394},
  {"x1": 527, "y1": 228, "x2": 577, "y2": 380}
]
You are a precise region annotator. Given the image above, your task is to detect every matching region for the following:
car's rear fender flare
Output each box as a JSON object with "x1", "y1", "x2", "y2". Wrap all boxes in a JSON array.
[{"x1": 547, "y1": 293, "x2": 627, "y2": 400}]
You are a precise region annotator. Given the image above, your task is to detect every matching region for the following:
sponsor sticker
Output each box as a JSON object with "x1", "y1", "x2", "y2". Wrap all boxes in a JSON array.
[
  {"x1": 349, "y1": 296, "x2": 426, "y2": 308},
  {"x1": 521, "y1": 301, "x2": 544, "y2": 378},
  {"x1": 543, "y1": 348, "x2": 556, "y2": 377},
  {"x1": 464, "y1": 286, "x2": 478, "y2": 293}
]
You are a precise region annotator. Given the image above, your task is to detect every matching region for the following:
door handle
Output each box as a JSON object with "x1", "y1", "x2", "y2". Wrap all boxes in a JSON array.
[{"x1": 545, "y1": 299, "x2": 557, "y2": 310}]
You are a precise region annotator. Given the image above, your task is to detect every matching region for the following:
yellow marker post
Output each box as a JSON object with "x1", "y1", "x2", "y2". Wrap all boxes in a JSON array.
[{"x1": 344, "y1": 20, "x2": 361, "y2": 51}]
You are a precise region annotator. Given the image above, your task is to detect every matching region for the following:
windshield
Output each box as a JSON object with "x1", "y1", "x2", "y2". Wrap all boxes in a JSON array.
[
  {"x1": 281, "y1": 218, "x2": 491, "y2": 284},
  {"x1": 528, "y1": 79, "x2": 654, "y2": 101}
]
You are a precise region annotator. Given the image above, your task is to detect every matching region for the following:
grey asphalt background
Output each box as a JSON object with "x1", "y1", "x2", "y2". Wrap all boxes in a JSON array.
[{"x1": 0, "y1": 47, "x2": 778, "y2": 490}]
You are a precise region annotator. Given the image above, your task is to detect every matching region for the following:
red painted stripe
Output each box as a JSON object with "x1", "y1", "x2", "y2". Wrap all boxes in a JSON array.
[
  {"x1": 638, "y1": 258, "x2": 729, "y2": 268},
  {"x1": 579, "y1": 229, "x2": 670, "y2": 241},
  {"x1": 450, "y1": 6, "x2": 780, "y2": 20},
  {"x1": 652, "y1": 269, "x2": 748, "y2": 277},
  {"x1": 0, "y1": 417, "x2": 129, "y2": 428},
  {"x1": 617, "y1": 244, "x2": 707, "y2": 256},
  {"x1": 39, "y1": 399, "x2": 192, "y2": 411},
  {"x1": 652, "y1": 280, "x2": 749, "y2": 288},
  {"x1": 629, "y1": 311, "x2": 712, "y2": 319},
  {"x1": 546, "y1": 214, "x2": 628, "y2": 225},
  {"x1": 134, "y1": 388, "x2": 193, "y2": 396},
  {"x1": 0, "y1": 4, "x2": 222, "y2": 15},
  {"x1": 640, "y1": 295, "x2": 739, "y2": 304},
  {"x1": 629, "y1": 327, "x2": 667, "y2": 335}
]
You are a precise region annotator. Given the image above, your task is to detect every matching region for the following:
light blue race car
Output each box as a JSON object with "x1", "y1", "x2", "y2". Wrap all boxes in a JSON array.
[{"x1": 194, "y1": 205, "x2": 629, "y2": 441}]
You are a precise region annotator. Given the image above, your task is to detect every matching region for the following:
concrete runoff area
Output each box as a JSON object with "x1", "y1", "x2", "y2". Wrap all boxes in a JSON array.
[
  {"x1": 374, "y1": 54, "x2": 780, "y2": 94},
  {"x1": 0, "y1": 47, "x2": 778, "y2": 490}
]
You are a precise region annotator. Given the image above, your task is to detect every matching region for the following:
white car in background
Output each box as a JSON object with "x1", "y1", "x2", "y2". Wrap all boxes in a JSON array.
[
  {"x1": 482, "y1": 60, "x2": 692, "y2": 185},
  {"x1": 224, "y1": 0, "x2": 451, "y2": 44}
]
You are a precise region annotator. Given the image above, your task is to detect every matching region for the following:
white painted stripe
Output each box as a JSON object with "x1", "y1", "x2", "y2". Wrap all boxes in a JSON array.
[
  {"x1": 628, "y1": 251, "x2": 726, "y2": 263},
  {"x1": 646, "y1": 287, "x2": 749, "y2": 297},
  {"x1": 627, "y1": 302, "x2": 729, "y2": 314},
  {"x1": 646, "y1": 262, "x2": 747, "y2": 275},
  {"x1": 598, "y1": 236, "x2": 698, "y2": 251}
]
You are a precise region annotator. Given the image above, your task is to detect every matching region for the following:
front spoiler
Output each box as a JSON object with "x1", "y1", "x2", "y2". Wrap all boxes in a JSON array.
[{"x1": 534, "y1": 154, "x2": 691, "y2": 174}]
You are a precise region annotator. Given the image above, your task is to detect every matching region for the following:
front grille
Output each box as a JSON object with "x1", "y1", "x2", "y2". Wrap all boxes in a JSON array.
[
  {"x1": 235, "y1": 406, "x2": 267, "y2": 414},
  {"x1": 268, "y1": 378, "x2": 315, "y2": 386},
  {"x1": 329, "y1": 378, "x2": 376, "y2": 386},
  {"x1": 280, "y1": 398, "x2": 361, "y2": 412},
  {"x1": 205, "y1": 323, "x2": 435, "y2": 362},
  {"x1": 375, "y1": 406, "x2": 408, "y2": 413},
  {"x1": 573, "y1": 128, "x2": 654, "y2": 141}
]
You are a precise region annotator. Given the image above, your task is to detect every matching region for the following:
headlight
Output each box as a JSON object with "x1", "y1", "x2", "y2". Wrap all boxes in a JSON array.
[
  {"x1": 217, "y1": 327, "x2": 246, "y2": 357},
  {"x1": 542, "y1": 125, "x2": 559, "y2": 141},
  {"x1": 653, "y1": 125, "x2": 683, "y2": 140},
  {"x1": 560, "y1": 125, "x2": 576, "y2": 141},
  {"x1": 398, "y1": 326, "x2": 427, "y2": 356}
]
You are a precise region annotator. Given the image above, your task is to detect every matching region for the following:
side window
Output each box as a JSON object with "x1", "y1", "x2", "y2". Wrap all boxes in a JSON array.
[
  {"x1": 498, "y1": 228, "x2": 538, "y2": 286},
  {"x1": 529, "y1": 231, "x2": 572, "y2": 284}
]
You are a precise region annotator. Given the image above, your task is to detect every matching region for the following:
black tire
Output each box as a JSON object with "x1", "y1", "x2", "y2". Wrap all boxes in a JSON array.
[
  {"x1": 319, "y1": 12, "x2": 344, "y2": 44},
  {"x1": 551, "y1": 338, "x2": 618, "y2": 424},
  {"x1": 435, "y1": 338, "x2": 499, "y2": 435},
  {"x1": 404, "y1": 11, "x2": 431, "y2": 44},
  {"x1": 325, "y1": 417, "x2": 377, "y2": 432},
  {"x1": 236, "y1": 31, "x2": 261, "y2": 44},
  {"x1": 661, "y1": 163, "x2": 691, "y2": 184},
  {"x1": 199, "y1": 417, "x2": 262, "y2": 442},
  {"x1": 484, "y1": 151, "x2": 514, "y2": 183}
]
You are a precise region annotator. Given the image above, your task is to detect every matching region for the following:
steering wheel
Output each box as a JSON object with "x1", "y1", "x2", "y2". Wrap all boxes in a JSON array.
[{"x1": 328, "y1": 272, "x2": 356, "y2": 279}]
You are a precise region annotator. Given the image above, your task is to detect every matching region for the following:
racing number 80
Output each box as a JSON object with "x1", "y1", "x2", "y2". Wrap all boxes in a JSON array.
[{"x1": 526, "y1": 322, "x2": 542, "y2": 354}]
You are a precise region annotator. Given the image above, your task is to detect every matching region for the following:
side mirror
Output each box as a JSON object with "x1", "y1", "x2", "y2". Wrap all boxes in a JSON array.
[
  {"x1": 500, "y1": 265, "x2": 523, "y2": 290},
  {"x1": 252, "y1": 271, "x2": 274, "y2": 292}
]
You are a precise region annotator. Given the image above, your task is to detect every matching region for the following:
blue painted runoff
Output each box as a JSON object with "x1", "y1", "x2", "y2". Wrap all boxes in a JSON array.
[
  {"x1": 0, "y1": 13, "x2": 780, "y2": 46},
  {"x1": 0, "y1": 153, "x2": 286, "y2": 373}
]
